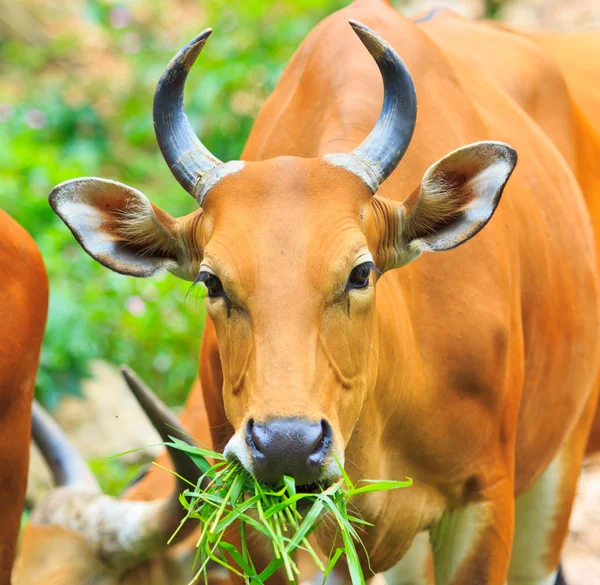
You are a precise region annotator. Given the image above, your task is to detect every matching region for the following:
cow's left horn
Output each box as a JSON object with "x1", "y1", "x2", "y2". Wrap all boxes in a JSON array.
[
  {"x1": 153, "y1": 29, "x2": 223, "y2": 197},
  {"x1": 327, "y1": 21, "x2": 417, "y2": 193},
  {"x1": 31, "y1": 400, "x2": 100, "y2": 491}
]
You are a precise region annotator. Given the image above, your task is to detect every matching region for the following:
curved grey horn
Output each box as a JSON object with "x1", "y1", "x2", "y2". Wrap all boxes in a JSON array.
[
  {"x1": 119, "y1": 366, "x2": 207, "y2": 547},
  {"x1": 153, "y1": 29, "x2": 222, "y2": 197},
  {"x1": 31, "y1": 400, "x2": 100, "y2": 492},
  {"x1": 120, "y1": 365, "x2": 208, "y2": 493},
  {"x1": 327, "y1": 20, "x2": 417, "y2": 192}
]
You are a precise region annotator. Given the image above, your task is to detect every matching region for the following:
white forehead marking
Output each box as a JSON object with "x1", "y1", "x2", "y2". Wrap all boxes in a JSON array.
[
  {"x1": 194, "y1": 160, "x2": 246, "y2": 204},
  {"x1": 323, "y1": 153, "x2": 380, "y2": 193}
]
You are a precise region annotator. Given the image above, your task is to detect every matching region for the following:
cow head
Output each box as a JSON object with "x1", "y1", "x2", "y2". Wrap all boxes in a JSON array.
[
  {"x1": 50, "y1": 22, "x2": 516, "y2": 487},
  {"x1": 14, "y1": 369, "x2": 207, "y2": 584}
]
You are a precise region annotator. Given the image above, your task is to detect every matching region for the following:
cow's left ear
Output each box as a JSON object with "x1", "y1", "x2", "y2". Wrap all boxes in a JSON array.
[
  {"x1": 50, "y1": 178, "x2": 201, "y2": 280},
  {"x1": 375, "y1": 141, "x2": 517, "y2": 270}
]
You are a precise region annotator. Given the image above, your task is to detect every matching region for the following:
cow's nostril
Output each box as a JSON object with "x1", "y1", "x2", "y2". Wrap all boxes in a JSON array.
[
  {"x1": 249, "y1": 418, "x2": 275, "y2": 458},
  {"x1": 308, "y1": 419, "x2": 332, "y2": 465},
  {"x1": 245, "y1": 418, "x2": 264, "y2": 455}
]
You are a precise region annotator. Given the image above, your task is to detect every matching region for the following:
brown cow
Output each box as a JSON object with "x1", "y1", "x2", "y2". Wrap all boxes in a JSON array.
[
  {"x1": 15, "y1": 1, "x2": 600, "y2": 584},
  {"x1": 0, "y1": 211, "x2": 48, "y2": 585}
]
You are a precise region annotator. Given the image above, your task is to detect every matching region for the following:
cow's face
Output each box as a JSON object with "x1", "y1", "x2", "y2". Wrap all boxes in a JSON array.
[
  {"x1": 196, "y1": 157, "x2": 378, "y2": 484},
  {"x1": 50, "y1": 22, "x2": 516, "y2": 486}
]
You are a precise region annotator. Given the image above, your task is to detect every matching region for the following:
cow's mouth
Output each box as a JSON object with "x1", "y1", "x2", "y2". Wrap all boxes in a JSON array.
[{"x1": 295, "y1": 479, "x2": 331, "y2": 494}]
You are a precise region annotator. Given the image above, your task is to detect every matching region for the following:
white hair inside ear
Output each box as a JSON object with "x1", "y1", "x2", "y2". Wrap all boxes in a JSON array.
[
  {"x1": 49, "y1": 177, "x2": 189, "y2": 278},
  {"x1": 406, "y1": 141, "x2": 517, "y2": 254}
]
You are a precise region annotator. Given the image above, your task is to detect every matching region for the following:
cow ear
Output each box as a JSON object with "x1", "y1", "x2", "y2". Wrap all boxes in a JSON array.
[
  {"x1": 49, "y1": 178, "x2": 200, "y2": 280},
  {"x1": 375, "y1": 141, "x2": 517, "y2": 270}
]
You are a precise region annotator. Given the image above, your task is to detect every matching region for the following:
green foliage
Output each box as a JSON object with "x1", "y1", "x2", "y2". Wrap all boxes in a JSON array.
[
  {"x1": 0, "y1": 0, "x2": 346, "y2": 407},
  {"x1": 483, "y1": 0, "x2": 507, "y2": 19},
  {"x1": 88, "y1": 456, "x2": 146, "y2": 496},
  {"x1": 166, "y1": 436, "x2": 413, "y2": 584}
]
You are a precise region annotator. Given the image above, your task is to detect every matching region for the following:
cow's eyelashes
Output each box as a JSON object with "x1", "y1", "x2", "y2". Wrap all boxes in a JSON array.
[
  {"x1": 197, "y1": 271, "x2": 226, "y2": 299},
  {"x1": 346, "y1": 261, "x2": 377, "y2": 291}
]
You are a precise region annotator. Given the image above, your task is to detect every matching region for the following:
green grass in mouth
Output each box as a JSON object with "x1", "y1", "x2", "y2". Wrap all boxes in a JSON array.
[{"x1": 165, "y1": 436, "x2": 412, "y2": 585}]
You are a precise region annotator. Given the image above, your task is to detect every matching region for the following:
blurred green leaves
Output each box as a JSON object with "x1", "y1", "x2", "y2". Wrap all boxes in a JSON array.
[{"x1": 0, "y1": 0, "x2": 346, "y2": 407}]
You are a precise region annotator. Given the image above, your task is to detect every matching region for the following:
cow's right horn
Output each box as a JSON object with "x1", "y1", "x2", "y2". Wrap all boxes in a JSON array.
[
  {"x1": 153, "y1": 29, "x2": 222, "y2": 197},
  {"x1": 325, "y1": 21, "x2": 418, "y2": 193}
]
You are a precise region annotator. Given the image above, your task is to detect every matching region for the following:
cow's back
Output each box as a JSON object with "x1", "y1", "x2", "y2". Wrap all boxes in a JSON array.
[
  {"x1": 526, "y1": 31, "x2": 600, "y2": 453},
  {"x1": 416, "y1": 14, "x2": 600, "y2": 456},
  {"x1": 415, "y1": 10, "x2": 600, "y2": 468}
]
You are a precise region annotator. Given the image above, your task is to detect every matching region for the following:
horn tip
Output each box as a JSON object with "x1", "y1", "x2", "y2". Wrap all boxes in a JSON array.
[
  {"x1": 120, "y1": 364, "x2": 133, "y2": 378},
  {"x1": 196, "y1": 27, "x2": 213, "y2": 41},
  {"x1": 120, "y1": 365, "x2": 157, "y2": 416},
  {"x1": 348, "y1": 19, "x2": 365, "y2": 29},
  {"x1": 120, "y1": 364, "x2": 141, "y2": 394},
  {"x1": 348, "y1": 19, "x2": 372, "y2": 36},
  {"x1": 178, "y1": 28, "x2": 213, "y2": 65},
  {"x1": 348, "y1": 19, "x2": 385, "y2": 56},
  {"x1": 189, "y1": 28, "x2": 213, "y2": 49}
]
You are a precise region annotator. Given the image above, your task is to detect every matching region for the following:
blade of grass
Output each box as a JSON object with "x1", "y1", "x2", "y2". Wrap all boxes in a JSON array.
[
  {"x1": 322, "y1": 547, "x2": 345, "y2": 585},
  {"x1": 341, "y1": 527, "x2": 365, "y2": 585},
  {"x1": 334, "y1": 452, "x2": 355, "y2": 492},
  {"x1": 220, "y1": 542, "x2": 258, "y2": 578},
  {"x1": 347, "y1": 478, "x2": 413, "y2": 495},
  {"x1": 152, "y1": 461, "x2": 196, "y2": 488},
  {"x1": 256, "y1": 557, "x2": 285, "y2": 583}
]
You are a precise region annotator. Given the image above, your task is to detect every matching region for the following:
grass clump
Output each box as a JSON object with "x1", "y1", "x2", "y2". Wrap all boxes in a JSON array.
[{"x1": 166, "y1": 436, "x2": 412, "y2": 585}]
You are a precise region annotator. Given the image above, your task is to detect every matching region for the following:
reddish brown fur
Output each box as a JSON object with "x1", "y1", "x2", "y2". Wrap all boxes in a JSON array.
[
  {"x1": 524, "y1": 30, "x2": 600, "y2": 455},
  {"x1": 0, "y1": 211, "x2": 48, "y2": 585},
  {"x1": 152, "y1": 6, "x2": 600, "y2": 581},
  {"x1": 191, "y1": 4, "x2": 600, "y2": 581}
]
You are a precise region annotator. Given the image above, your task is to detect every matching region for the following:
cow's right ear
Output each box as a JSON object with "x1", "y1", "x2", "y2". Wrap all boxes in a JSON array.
[
  {"x1": 372, "y1": 141, "x2": 516, "y2": 271},
  {"x1": 49, "y1": 178, "x2": 201, "y2": 280}
]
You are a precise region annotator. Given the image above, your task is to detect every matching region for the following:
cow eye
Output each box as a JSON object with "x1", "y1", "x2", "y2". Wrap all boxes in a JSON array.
[
  {"x1": 197, "y1": 271, "x2": 225, "y2": 298},
  {"x1": 347, "y1": 262, "x2": 375, "y2": 291}
]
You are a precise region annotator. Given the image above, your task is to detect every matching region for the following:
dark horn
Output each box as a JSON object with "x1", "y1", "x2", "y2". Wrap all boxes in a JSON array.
[
  {"x1": 120, "y1": 365, "x2": 203, "y2": 490},
  {"x1": 348, "y1": 20, "x2": 417, "y2": 190},
  {"x1": 153, "y1": 29, "x2": 222, "y2": 196},
  {"x1": 120, "y1": 366, "x2": 206, "y2": 543},
  {"x1": 31, "y1": 401, "x2": 100, "y2": 491}
]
